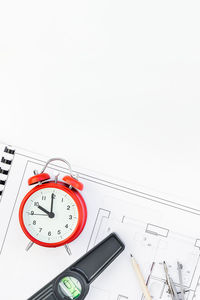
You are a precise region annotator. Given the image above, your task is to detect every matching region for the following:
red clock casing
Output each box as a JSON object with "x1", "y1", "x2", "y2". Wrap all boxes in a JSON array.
[{"x1": 19, "y1": 181, "x2": 87, "y2": 248}]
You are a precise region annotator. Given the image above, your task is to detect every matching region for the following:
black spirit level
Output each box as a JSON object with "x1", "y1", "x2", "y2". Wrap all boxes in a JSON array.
[{"x1": 28, "y1": 233, "x2": 125, "y2": 300}]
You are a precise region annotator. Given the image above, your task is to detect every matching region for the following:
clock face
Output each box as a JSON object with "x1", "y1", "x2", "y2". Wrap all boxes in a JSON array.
[{"x1": 22, "y1": 187, "x2": 79, "y2": 244}]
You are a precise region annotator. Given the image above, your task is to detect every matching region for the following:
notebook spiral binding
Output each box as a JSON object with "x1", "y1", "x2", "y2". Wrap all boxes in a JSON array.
[{"x1": 0, "y1": 146, "x2": 15, "y2": 198}]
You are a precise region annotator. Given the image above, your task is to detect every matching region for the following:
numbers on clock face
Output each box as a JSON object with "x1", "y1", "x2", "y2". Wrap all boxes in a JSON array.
[{"x1": 23, "y1": 188, "x2": 79, "y2": 244}]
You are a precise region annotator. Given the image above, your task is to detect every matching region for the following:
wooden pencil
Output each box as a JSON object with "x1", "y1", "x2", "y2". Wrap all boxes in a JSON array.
[{"x1": 130, "y1": 254, "x2": 153, "y2": 300}]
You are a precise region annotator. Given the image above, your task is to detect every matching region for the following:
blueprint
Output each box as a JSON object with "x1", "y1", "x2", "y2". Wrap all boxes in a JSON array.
[
  {"x1": 0, "y1": 143, "x2": 200, "y2": 299},
  {"x1": 88, "y1": 209, "x2": 200, "y2": 299}
]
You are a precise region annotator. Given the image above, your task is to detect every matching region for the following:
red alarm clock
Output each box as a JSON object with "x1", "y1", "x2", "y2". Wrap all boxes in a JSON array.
[{"x1": 19, "y1": 158, "x2": 87, "y2": 252}]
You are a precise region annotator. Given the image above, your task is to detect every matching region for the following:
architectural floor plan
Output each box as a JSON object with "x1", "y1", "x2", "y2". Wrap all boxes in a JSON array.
[
  {"x1": 0, "y1": 143, "x2": 200, "y2": 299},
  {"x1": 88, "y1": 208, "x2": 200, "y2": 299}
]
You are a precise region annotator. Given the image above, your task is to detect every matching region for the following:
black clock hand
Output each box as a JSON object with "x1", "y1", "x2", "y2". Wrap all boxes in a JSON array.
[
  {"x1": 37, "y1": 204, "x2": 55, "y2": 219},
  {"x1": 50, "y1": 193, "x2": 55, "y2": 213},
  {"x1": 28, "y1": 213, "x2": 48, "y2": 216}
]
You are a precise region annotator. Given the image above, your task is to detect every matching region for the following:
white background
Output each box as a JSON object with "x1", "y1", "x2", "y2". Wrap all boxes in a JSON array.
[{"x1": 0, "y1": 1, "x2": 200, "y2": 207}]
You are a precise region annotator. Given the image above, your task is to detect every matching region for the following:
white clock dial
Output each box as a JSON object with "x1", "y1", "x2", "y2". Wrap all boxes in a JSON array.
[{"x1": 23, "y1": 188, "x2": 79, "y2": 244}]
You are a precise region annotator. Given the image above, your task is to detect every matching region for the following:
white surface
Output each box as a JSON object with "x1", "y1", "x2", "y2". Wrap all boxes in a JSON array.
[
  {"x1": 1, "y1": 145, "x2": 200, "y2": 300},
  {"x1": 1, "y1": 1, "x2": 200, "y2": 206}
]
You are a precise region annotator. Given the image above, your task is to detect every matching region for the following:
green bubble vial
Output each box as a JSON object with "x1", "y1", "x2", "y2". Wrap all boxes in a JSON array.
[{"x1": 59, "y1": 276, "x2": 82, "y2": 299}]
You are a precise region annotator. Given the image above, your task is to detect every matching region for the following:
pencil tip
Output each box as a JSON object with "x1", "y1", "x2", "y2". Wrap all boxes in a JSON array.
[{"x1": 130, "y1": 253, "x2": 133, "y2": 257}]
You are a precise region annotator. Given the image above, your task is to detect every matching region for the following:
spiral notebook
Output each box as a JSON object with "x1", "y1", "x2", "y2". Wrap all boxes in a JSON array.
[{"x1": 0, "y1": 142, "x2": 200, "y2": 300}]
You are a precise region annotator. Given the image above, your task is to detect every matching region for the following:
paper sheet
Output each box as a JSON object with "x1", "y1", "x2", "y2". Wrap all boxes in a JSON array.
[{"x1": 0, "y1": 143, "x2": 200, "y2": 300}]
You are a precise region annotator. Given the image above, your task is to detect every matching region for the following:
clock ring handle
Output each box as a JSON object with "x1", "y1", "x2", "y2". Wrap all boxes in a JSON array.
[{"x1": 40, "y1": 158, "x2": 74, "y2": 177}]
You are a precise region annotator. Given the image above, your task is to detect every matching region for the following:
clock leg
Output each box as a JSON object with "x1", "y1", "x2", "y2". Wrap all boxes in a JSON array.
[
  {"x1": 26, "y1": 241, "x2": 34, "y2": 251},
  {"x1": 64, "y1": 244, "x2": 72, "y2": 255}
]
